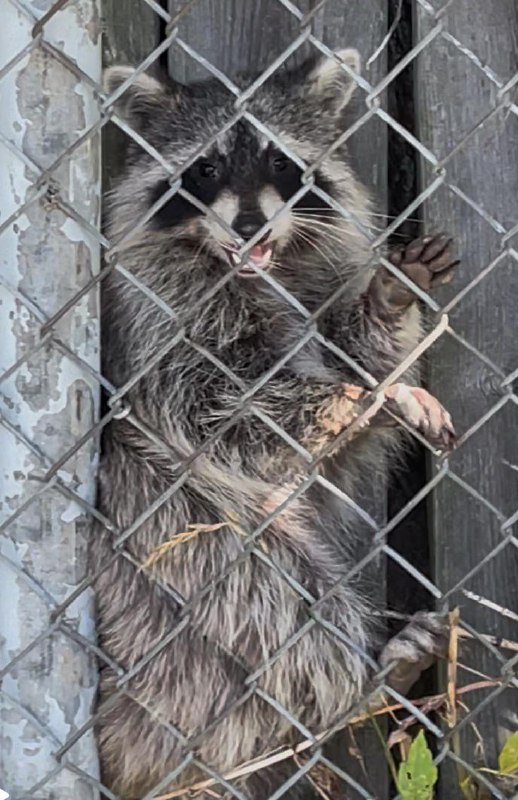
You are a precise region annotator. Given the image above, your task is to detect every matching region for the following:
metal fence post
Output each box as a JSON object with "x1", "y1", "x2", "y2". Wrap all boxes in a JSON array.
[{"x1": 0, "y1": 2, "x2": 101, "y2": 798}]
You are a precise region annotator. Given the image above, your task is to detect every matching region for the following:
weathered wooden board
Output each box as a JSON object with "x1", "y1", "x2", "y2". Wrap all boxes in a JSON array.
[
  {"x1": 102, "y1": 0, "x2": 161, "y2": 190},
  {"x1": 416, "y1": 1, "x2": 518, "y2": 795},
  {"x1": 167, "y1": 1, "x2": 390, "y2": 795}
]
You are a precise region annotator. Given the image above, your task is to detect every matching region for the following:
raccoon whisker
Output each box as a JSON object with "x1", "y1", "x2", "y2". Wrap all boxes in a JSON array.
[
  {"x1": 298, "y1": 207, "x2": 429, "y2": 227},
  {"x1": 294, "y1": 222, "x2": 347, "y2": 243},
  {"x1": 294, "y1": 213, "x2": 384, "y2": 235},
  {"x1": 293, "y1": 224, "x2": 340, "y2": 251},
  {"x1": 192, "y1": 235, "x2": 211, "y2": 262},
  {"x1": 294, "y1": 230, "x2": 352, "y2": 257},
  {"x1": 283, "y1": 237, "x2": 306, "y2": 264},
  {"x1": 293, "y1": 213, "x2": 350, "y2": 231},
  {"x1": 293, "y1": 212, "x2": 351, "y2": 223},
  {"x1": 292, "y1": 207, "x2": 336, "y2": 214},
  {"x1": 294, "y1": 205, "x2": 377, "y2": 223},
  {"x1": 294, "y1": 218, "x2": 362, "y2": 239},
  {"x1": 293, "y1": 219, "x2": 362, "y2": 248},
  {"x1": 292, "y1": 229, "x2": 353, "y2": 261},
  {"x1": 293, "y1": 211, "x2": 379, "y2": 230},
  {"x1": 293, "y1": 212, "x2": 341, "y2": 222},
  {"x1": 182, "y1": 234, "x2": 212, "y2": 269},
  {"x1": 291, "y1": 228, "x2": 342, "y2": 280},
  {"x1": 289, "y1": 237, "x2": 306, "y2": 258}
]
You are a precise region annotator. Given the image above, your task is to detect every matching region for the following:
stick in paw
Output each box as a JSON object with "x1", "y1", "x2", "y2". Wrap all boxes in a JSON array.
[{"x1": 309, "y1": 382, "x2": 456, "y2": 456}]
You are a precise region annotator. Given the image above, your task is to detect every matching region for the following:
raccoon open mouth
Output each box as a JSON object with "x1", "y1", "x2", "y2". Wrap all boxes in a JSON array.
[{"x1": 223, "y1": 234, "x2": 274, "y2": 277}]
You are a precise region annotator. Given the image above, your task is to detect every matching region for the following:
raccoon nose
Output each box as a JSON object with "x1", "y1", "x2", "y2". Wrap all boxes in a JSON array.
[{"x1": 232, "y1": 211, "x2": 268, "y2": 241}]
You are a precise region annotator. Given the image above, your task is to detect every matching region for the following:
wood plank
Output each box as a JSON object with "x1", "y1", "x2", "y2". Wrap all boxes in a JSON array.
[
  {"x1": 102, "y1": 0, "x2": 161, "y2": 190},
  {"x1": 416, "y1": 2, "x2": 518, "y2": 795},
  {"x1": 167, "y1": 1, "x2": 390, "y2": 796}
]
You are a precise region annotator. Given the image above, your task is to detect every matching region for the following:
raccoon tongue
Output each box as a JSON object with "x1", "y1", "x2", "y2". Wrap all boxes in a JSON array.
[{"x1": 247, "y1": 244, "x2": 272, "y2": 268}]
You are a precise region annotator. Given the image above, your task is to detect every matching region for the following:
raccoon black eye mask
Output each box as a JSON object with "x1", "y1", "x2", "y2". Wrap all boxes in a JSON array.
[{"x1": 149, "y1": 142, "x2": 336, "y2": 275}]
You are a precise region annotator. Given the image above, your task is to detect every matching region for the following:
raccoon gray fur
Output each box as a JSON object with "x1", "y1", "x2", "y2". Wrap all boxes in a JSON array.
[{"x1": 94, "y1": 49, "x2": 456, "y2": 799}]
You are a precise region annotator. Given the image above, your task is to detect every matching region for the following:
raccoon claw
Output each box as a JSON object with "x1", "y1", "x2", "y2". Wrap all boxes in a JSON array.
[
  {"x1": 379, "y1": 611, "x2": 450, "y2": 696},
  {"x1": 384, "y1": 384, "x2": 456, "y2": 450},
  {"x1": 370, "y1": 232, "x2": 459, "y2": 316}
]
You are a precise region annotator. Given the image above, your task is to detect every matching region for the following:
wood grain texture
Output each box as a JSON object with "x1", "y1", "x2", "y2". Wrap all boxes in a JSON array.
[
  {"x1": 416, "y1": 1, "x2": 518, "y2": 794},
  {"x1": 102, "y1": 0, "x2": 161, "y2": 190},
  {"x1": 168, "y1": 1, "x2": 390, "y2": 795}
]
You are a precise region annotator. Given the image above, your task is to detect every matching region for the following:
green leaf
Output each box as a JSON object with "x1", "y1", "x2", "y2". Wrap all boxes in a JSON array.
[
  {"x1": 397, "y1": 730, "x2": 438, "y2": 800},
  {"x1": 498, "y1": 730, "x2": 518, "y2": 775}
]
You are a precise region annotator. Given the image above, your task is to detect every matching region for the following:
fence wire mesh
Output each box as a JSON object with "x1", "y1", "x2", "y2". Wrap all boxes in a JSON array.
[{"x1": 1, "y1": 1, "x2": 517, "y2": 799}]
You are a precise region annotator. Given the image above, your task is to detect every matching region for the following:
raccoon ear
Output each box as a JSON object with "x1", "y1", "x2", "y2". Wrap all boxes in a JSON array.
[
  {"x1": 306, "y1": 48, "x2": 361, "y2": 114},
  {"x1": 103, "y1": 66, "x2": 173, "y2": 127}
]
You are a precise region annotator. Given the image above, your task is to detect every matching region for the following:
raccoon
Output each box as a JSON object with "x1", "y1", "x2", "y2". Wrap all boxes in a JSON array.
[{"x1": 94, "y1": 49, "x2": 457, "y2": 799}]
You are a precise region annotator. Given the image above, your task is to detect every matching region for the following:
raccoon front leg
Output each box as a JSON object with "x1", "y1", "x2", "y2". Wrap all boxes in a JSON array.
[
  {"x1": 327, "y1": 233, "x2": 459, "y2": 381},
  {"x1": 249, "y1": 376, "x2": 454, "y2": 466},
  {"x1": 301, "y1": 381, "x2": 455, "y2": 457},
  {"x1": 379, "y1": 611, "x2": 450, "y2": 696},
  {"x1": 369, "y1": 233, "x2": 459, "y2": 321}
]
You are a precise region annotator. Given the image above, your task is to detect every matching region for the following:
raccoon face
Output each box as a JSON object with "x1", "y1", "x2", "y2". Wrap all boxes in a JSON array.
[
  {"x1": 146, "y1": 125, "x2": 340, "y2": 276},
  {"x1": 105, "y1": 48, "x2": 361, "y2": 277}
]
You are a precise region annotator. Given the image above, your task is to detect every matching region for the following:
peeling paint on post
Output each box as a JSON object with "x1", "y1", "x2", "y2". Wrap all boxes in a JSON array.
[{"x1": 0, "y1": 2, "x2": 101, "y2": 798}]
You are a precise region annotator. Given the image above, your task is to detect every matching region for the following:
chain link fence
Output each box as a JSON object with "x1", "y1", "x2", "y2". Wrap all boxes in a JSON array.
[{"x1": 1, "y1": 1, "x2": 517, "y2": 799}]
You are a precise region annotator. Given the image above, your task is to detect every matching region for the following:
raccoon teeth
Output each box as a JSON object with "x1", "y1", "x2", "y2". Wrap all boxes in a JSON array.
[
  {"x1": 251, "y1": 245, "x2": 273, "y2": 267},
  {"x1": 226, "y1": 244, "x2": 273, "y2": 274}
]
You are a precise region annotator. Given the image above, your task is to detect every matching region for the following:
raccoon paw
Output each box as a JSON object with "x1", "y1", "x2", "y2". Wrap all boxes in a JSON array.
[
  {"x1": 384, "y1": 383, "x2": 456, "y2": 450},
  {"x1": 371, "y1": 233, "x2": 459, "y2": 315},
  {"x1": 379, "y1": 611, "x2": 450, "y2": 696}
]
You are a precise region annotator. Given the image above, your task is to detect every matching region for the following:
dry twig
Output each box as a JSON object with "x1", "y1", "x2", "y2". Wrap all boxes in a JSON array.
[
  {"x1": 154, "y1": 680, "x2": 502, "y2": 800},
  {"x1": 138, "y1": 522, "x2": 229, "y2": 572}
]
